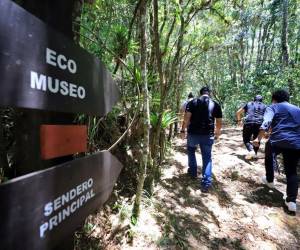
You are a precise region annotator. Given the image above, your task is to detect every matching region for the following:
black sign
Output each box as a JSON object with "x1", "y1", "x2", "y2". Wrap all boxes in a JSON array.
[
  {"x1": 0, "y1": 151, "x2": 123, "y2": 250},
  {"x1": 0, "y1": 0, "x2": 119, "y2": 116}
]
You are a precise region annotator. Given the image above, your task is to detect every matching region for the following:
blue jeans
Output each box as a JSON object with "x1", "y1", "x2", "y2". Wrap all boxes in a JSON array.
[{"x1": 187, "y1": 134, "x2": 214, "y2": 188}]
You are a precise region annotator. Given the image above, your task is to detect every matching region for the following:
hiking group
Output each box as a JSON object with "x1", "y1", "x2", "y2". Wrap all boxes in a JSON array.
[{"x1": 180, "y1": 87, "x2": 300, "y2": 213}]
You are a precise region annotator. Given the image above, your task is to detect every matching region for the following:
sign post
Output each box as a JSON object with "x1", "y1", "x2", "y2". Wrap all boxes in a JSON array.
[
  {"x1": 0, "y1": 151, "x2": 123, "y2": 250},
  {"x1": 0, "y1": 0, "x2": 119, "y2": 116},
  {"x1": 0, "y1": 1, "x2": 123, "y2": 249}
]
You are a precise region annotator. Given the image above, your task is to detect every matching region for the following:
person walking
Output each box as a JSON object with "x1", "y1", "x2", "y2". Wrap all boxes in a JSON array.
[
  {"x1": 180, "y1": 92, "x2": 194, "y2": 132},
  {"x1": 181, "y1": 87, "x2": 222, "y2": 192},
  {"x1": 253, "y1": 89, "x2": 300, "y2": 213},
  {"x1": 236, "y1": 95, "x2": 266, "y2": 160},
  {"x1": 181, "y1": 92, "x2": 194, "y2": 113}
]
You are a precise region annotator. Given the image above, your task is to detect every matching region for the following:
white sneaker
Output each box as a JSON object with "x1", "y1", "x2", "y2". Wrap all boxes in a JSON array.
[
  {"x1": 261, "y1": 176, "x2": 275, "y2": 189},
  {"x1": 245, "y1": 150, "x2": 255, "y2": 160},
  {"x1": 285, "y1": 201, "x2": 297, "y2": 212}
]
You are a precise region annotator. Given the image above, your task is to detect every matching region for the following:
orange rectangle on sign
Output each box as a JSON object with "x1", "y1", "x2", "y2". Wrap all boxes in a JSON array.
[{"x1": 40, "y1": 125, "x2": 87, "y2": 160}]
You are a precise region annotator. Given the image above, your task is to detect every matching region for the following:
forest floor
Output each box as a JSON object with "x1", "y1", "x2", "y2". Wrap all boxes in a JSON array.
[{"x1": 76, "y1": 127, "x2": 300, "y2": 250}]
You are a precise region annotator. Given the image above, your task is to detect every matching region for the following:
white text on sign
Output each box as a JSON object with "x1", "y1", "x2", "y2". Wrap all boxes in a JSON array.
[
  {"x1": 39, "y1": 178, "x2": 95, "y2": 238},
  {"x1": 30, "y1": 48, "x2": 86, "y2": 99}
]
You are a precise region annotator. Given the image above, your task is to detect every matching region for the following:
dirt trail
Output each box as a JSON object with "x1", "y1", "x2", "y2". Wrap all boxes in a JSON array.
[
  {"x1": 131, "y1": 127, "x2": 300, "y2": 249},
  {"x1": 79, "y1": 127, "x2": 300, "y2": 250}
]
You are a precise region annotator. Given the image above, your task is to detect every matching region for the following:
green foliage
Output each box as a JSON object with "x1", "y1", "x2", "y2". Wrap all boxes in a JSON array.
[
  {"x1": 113, "y1": 199, "x2": 132, "y2": 222},
  {"x1": 150, "y1": 110, "x2": 177, "y2": 129},
  {"x1": 83, "y1": 223, "x2": 94, "y2": 234},
  {"x1": 183, "y1": 0, "x2": 300, "y2": 121},
  {"x1": 130, "y1": 215, "x2": 137, "y2": 225},
  {"x1": 70, "y1": 0, "x2": 300, "y2": 246}
]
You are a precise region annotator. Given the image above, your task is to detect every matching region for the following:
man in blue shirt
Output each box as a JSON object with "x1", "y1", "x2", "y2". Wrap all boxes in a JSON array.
[
  {"x1": 254, "y1": 89, "x2": 300, "y2": 213},
  {"x1": 181, "y1": 87, "x2": 222, "y2": 192},
  {"x1": 236, "y1": 95, "x2": 266, "y2": 160}
]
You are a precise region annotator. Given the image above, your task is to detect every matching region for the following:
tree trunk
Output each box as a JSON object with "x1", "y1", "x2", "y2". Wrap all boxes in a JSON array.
[
  {"x1": 151, "y1": 0, "x2": 166, "y2": 152},
  {"x1": 132, "y1": 0, "x2": 150, "y2": 219},
  {"x1": 239, "y1": 38, "x2": 245, "y2": 85},
  {"x1": 281, "y1": 0, "x2": 289, "y2": 67},
  {"x1": 227, "y1": 47, "x2": 236, "y2": 85},
  {"x1": 281, "y1": 0, "x2": 293, "y2": 94},
  {"x1": 248, "y1": 27, "x2": 256, "y2": 71},
  {"x1": 256, "y1": 22, "x2": 263, "y2": 68},
  {"x1": 294, "y1": 26, "x2": 300, "y2": 64},
  {"x1": 269, "y1": 28, "x2": 277, "y2": 62}
]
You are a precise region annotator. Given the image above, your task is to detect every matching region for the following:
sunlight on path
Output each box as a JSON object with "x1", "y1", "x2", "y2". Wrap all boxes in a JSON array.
[
  {"x1": 148, "y1": 127, "x2": 300, "y2": 250},
  {"x1": 119, "y1": 127, "x2": 299, "y2": 250}
]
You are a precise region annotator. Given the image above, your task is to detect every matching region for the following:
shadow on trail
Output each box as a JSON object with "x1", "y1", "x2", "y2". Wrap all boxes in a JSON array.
[
  {"x1": 285, "y1": 220, "x2": 300, "y2": 247},
  {"x1": 211, "y1": 175, "x2": 234, "y2": 207},
  {"x1": 155, "y1": 173, "x2": 211, "y2": 249},
  {"x1": 237, "y1": 175, "x2": 299, "y2": 219},
  {"x1": 245, "y1": 187, "x2": 284, "y2": 208},
  {"x1": 231, "y1": 153, "x2": 255, "y2": 165},
  {"x1": 154, "y1": 160, "x2": 242, "y2": 249},
  {"x1": 238, "y1": 176, "x2": 262, "y2": 188},
  {"x1": 167, "y1": 159, "x2": 186, "y2": 172},
  {"x1": 210, "y1": 237, "x2": 246, "y2": 250},
  {"x1": 172, "y1": 144, "x2": 186, "y2": 155},
  {"x1": 158, "y1": 131, "x2": 300, "y2": 249},
  {"x1": 74, "y1": 235, "x2": 101, "y2": 250},
  {"x1": 170, "y1": 158, "x2": 234, "y2": 208},
  {"x1": 238, "y1": 176, "x2": 284, "y2": 208},
  {"x1": 222, "y1": 141, "x2": 245, "y2": 149}
]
